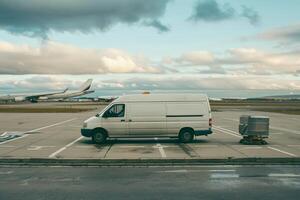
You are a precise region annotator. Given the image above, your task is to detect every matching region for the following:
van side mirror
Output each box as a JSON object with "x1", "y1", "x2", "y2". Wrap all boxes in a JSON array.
[{"x1": 95, "y1": 113, "x2": 100, "y2": 117}]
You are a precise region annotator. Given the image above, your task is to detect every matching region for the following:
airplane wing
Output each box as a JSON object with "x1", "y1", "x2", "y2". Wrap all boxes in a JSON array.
[{"x1": 26, "y1": 88, "x2": 68, "y2": 98}]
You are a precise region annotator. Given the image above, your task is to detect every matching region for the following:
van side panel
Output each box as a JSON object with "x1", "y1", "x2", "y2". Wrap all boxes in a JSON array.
[
  {"x1": 166, "y1": 101, "x2": 210, "y2": 135},
  {"x1": 127, "y1": 102, "x2": 167, "y2": 135}
]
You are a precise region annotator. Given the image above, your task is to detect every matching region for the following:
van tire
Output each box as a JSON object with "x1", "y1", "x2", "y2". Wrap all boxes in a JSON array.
[
  {"x1": 179, "y1": 129, "x2": 194, "y2": 143},
  {"x1": 92, "y1": 130, "x2": 107, "y2": 144}
]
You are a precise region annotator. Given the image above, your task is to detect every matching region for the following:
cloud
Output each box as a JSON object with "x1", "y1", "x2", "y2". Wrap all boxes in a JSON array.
[
  {"x1": 143, "y1": 20, "x2": 170, "y2": 33},
  {"x1": 241, "y1": 5, "x2": 260, "y2": 25},
  {"x1": 189, "y1": 0, "x2": 260, "y2": 25},
  {"x1": 0, "y1": 0, "x2": 171, "y2": 38},
  {"x1": 177, "y1": 51, "x2": 215, "y2": 65},
  {"x1": 189, "y1": 0, "x2": 235, "y2": 22},
  {"x1": 257, "y1": 24, "x2": 300, "y2": 43},
  {"x1": 0, "y1": 41, "x2": 159, "y2": 74},
  {"x1": 170, "y1": 48, "x2": 300, "y2": 75}
]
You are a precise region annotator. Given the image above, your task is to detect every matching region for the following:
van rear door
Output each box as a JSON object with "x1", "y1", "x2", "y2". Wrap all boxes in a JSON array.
[{"x1": 127, "y1": 102, "x2": 167, "y2": 136}]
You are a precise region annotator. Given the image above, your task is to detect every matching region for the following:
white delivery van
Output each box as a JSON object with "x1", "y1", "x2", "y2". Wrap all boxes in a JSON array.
[{"x1": 81, "y1": 94, "x2": 212, "y2": 143}]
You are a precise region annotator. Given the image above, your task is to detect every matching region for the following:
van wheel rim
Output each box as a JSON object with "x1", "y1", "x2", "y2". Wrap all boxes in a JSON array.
[
  {"x1": 183, "y1": 132, "x2": 191, "y2": 140},
  {"x1": 95, "y1": 133, "x2": 103, "y2": 141}
]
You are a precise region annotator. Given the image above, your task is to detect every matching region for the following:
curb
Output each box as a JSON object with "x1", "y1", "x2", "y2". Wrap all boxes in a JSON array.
[{"x1": 0, "y1": 158, "x2": 300, "y2": 166}]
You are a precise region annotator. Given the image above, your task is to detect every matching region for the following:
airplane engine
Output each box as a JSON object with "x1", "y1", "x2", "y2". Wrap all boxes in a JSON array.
[{"x1": 14, "y1": 96, "x2": 26, "y2": 102}]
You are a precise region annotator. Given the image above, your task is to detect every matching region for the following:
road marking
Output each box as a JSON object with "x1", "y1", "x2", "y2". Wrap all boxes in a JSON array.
[
  {"x1": 48, "y1": 136, "x2": 83, "y2": 158},
  {"x1": 270, "y1": 126, "x2": 300, "y2": 135},
  {"x1": 209, "y1": 169, "x2": 236, "y2": 172},
  {"x1": 26, "y1": 118, "x2": 77, "y2": 133},
  {"x1": 241, "y1": 146, "x2": 262, "y2": 149},
  {"x1": 213, "y1": 126, "x2": 242, "y2": 138},
  {"x1": 0, "y1": 132, "x2": 7, "y2": 136},
  {"x1": 192, "y1": 145, "x2": 219, "y2": 148},
  {"x1": 0, "y1": 118, "x2": 77, "y2": 145},
  {"x1": 27, "y1": 146, "x2": 55, "y2": 151},
  {"x1": 211, "y1": 173, "x2": 239, "y2": 178},
  {"x1": 119, "y1": 145, "x2": 145, "y2": 148},
  {"x1": 159, "y1": 169, "x2": 236, "y2": 173},
  {"x1": 0, "y1": 134, "x2": 28, "y2": 145},
  {"x1": 154, "y1": 137, "x2": 167, "y2": 158},
  {"x1": 159, "y1": 169, "x2": 188, "y2": 173},
  {"x1": 271, "y1": 132, "x2": 283, "y2": 135},
  {"x1": 0, "y1": 171, "x2": 14, "y2": 175},
  {"x1": 268, "y1": 173, "x2": 300, "y2": 177},
  {"x1": 267, "y1": 146, "x2": 297, "y2": 157},
  {"x1": 75, "y1": 145, "x2": 94, "y2": 149}
]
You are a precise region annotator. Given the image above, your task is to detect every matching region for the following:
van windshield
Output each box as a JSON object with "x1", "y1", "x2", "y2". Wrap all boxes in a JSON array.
[{"x1": 95, "y1": 102, "x2": 114, "y2": 117}]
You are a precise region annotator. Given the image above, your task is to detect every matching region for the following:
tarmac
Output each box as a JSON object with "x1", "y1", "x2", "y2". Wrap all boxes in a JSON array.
[{"x1": 0, "y1": 107, "x2": 299, "y2": 165}]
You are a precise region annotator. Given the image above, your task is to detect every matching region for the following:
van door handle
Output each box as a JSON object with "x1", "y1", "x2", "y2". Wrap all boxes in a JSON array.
[
  {"x1": 128, "y1": 119, "x2": 132, "y2": 122},
  {"x1": 120, "y1": 119, "x2": 125, "y2": 122}
]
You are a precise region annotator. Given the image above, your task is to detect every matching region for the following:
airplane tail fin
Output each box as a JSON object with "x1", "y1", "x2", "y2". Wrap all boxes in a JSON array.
[{"x1": 79, "y1": 79, "x2": 93, "y2": 92}]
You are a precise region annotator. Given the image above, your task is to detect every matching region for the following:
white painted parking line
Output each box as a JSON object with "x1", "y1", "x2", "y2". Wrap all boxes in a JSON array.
[
  {"x1": 27, "y1": 146, "x2": 56, "y2": 151},
  {"x1": 48, "y1": 136, "x2": 83, "y2": 158},
  {"x1": 0, "y1": 135, "x2": 29, "y2": 145},
  {"x1": 0, "y1": 118, "x2": 77, "y2": 145},
  {"x1": 268, "y1": 173, "x2": 300, "y2": 178},
  {"x1": 1, "y1": 132, "x2": 7, "y2": 136},
  {"x1": 267, "y1": 147, "x2": 297, "y2": 157},
  {"x1": 154, "y1": 138, "x2": 167, "y2": 158},
  {"x1": 26, "y1": 118, "x2": 77, "y2": 133},
  {"x1": 119, "y1": 145, "x2": 145, "y2": 148},
  {"x1": 192, "y1": 145, "x2": 219, "y2": 148},
  {"x1": 270, "y1": 126, "x2": 300, "y2": 135},
  {"x1": 241, "y1": 147, "x2": 262, "y2": 149},
  {"x1": 213, "y1": 126, "x2": 242, "y2": 138}
]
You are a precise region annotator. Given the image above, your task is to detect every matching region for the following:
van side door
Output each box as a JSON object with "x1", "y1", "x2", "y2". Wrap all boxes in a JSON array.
[
  {"x1": 101, "y1": 104, "x2": 129, "y2": 136},
  {"x1": 127, "y1": 102, "x2": 167, "y2": 136}
]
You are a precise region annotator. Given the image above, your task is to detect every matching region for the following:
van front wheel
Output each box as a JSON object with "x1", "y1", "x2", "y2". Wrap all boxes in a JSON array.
[
  {"x1": 92, "y1": 130, "x2": 107, "y2": 144},
  {"x1": 179, "y1": 129, "x2": 194, "y2": 143}
]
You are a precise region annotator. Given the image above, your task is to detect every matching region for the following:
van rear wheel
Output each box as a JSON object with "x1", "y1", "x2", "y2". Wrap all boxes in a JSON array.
[
  {"x1": 92, "y1": 130, "x2": 107, "y2": 144},
  {"x1": 179, "y1": 129, "x2": 194, "y2": 143}
]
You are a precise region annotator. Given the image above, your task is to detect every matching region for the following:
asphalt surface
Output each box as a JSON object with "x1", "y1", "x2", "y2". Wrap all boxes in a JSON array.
[
  {"x1": 0, "y1": 108, "x2": 299, "y2": 160},
  {"x1": 0, "y1": 165, "x2": 299, "y2": 200}
]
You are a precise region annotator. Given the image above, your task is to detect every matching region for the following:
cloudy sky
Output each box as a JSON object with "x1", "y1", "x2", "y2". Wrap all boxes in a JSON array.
[{"x1": 0, "y1": 0, "x2": 300, "y2": 97}]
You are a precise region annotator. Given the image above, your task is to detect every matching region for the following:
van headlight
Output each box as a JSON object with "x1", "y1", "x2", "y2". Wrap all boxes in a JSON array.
[{"x1": 83, "y1": 122, "x2": 87, "y2": 128}]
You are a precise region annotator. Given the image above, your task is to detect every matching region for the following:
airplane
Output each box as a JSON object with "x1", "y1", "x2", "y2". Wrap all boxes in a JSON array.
[
  {"x1": 38, "y1": 79, "x2": 94, "y2": 101},
  {"x1": 0, "y1": 88, "x2": 68, "y2": 103},
  {"x1": 0, "y1": 79, "x2": 94, "y2": 103}
]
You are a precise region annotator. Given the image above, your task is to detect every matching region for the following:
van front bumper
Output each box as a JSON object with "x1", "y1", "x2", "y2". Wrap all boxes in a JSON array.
[
  {"x1": 81, "y1": 129, "x2": 94, "y2": 137},
  {"x1": 194, "y1": 129, "x2": 212, "y2": 136}
]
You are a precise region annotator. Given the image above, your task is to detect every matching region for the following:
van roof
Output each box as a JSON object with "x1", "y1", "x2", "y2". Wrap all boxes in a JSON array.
[{"x1": 114, "y1": 94, "x2": 208, "y2": 102}]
